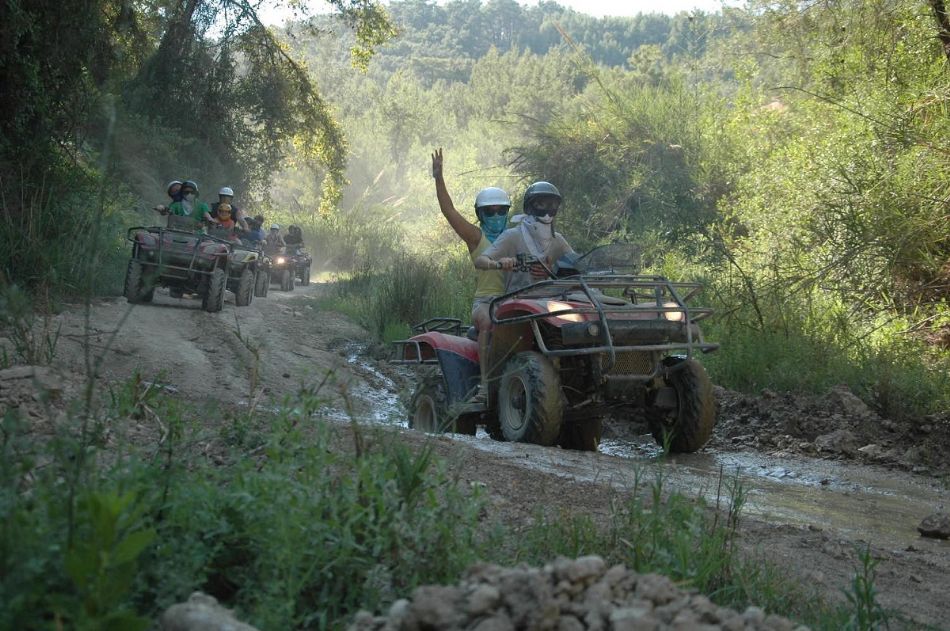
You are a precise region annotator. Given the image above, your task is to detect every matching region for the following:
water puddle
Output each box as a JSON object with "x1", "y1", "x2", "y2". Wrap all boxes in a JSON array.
[{"x1": 309, "y1": 344, "x2": 950, "y2": 551}]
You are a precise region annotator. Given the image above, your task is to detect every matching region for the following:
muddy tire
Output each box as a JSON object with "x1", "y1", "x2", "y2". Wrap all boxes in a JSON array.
[
  {"x1": 650, "y1": 358, "x2": 716, "y2": 453},
  {"x1": 235, "y1": 268, "x2": 254, "y2": 306},
  {"x1": 279, "y1": 269, "x2": 294, "y2": 292},
  {"x1": 498, "y1": 351, "x2": 563, "y2": 446},
  {"x1": 169, "y1": 286, "x2": 184, "y2": 299},
  {"x1": 300, "y1": 264, "x2": 311, "y2": 286},
  {"x1": 408, "y1": 370, "x2": 464, "y2": 433},
  {"x1": 124, "y1": 260, "x2": 154, "y2": 304},
  {"x1": 559, "y1": 418, "x2": 603, "y2": 452},
  {"x1": 254, "y1": 270, "x2": 269, "y2": 298},
  {"x1": 203, "y1": 268, "x2": 227, "y2": 313}
]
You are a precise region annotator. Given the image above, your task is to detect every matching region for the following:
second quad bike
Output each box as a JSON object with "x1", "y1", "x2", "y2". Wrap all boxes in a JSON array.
[
  {"x1": 393, "y1": 244, "x2": 719, "y2": 453},
  {"x1": 207, "y1": 227, "x2": 266, "y2": 306},
  {"x1": 124, "y1": 215, "x2": 233, "y2": 312},
  {"x1": 290, "y1": 246, "x2": 312, "y2": 286}
]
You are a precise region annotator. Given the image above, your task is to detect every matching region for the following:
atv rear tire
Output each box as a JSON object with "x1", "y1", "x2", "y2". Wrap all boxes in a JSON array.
[
  {"x1": 235, "y1": 268, "x2": 254, "y2": 306},
  {"x1": 279, "y1": 269, "x2": 294, "y2": 292},
  {"x1": 254, "y1": 270, "x2": 269, "y2": 298},
  {"x1": 300, "y1": 264, "x2": 311, "y2": 286},
  {"x1": 498, "y1": 351, "x2": 562, "y2": 446},
  {"x1": 203, "y1": 268, "x2": 227, "y2": 313},
  {"x1": 408, "y1": 370, "x2": 466, "y2": 433},
  {"x1": 650, "y1": 358, "x2": 716, "y2": 453},
  {"x1": 559, "y1": 418, "x2": 603, "y2": 452},
  {"x1": 124, "y1": 260, "x2": 154, "y2": 304}
]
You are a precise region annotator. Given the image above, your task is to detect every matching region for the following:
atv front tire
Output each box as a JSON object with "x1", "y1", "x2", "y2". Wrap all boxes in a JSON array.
[
  {"x1": 203, "y1": 268, "x2": 227, "y2": 313},
  {"x1": 650, "y1": 358, "x2": 716, "y2": 453},
  {"x1": 124, "y1": 260, "x2": 154, "y2": 304},
  {"x1": 254, "y1": 270, "x2": 269, "y2": 298},
  {"x1": 408, "y1": 370, "x2": 467, "y2": 433},
  {"x1": 498, "y1": 351, "x2": 562, "y2": 446},
  {"x1": 300, "y1": 264, "x2": 311, "y2": 286},
  {"x1": 235, "y1": 268, "x2": 254, "y2": 306},
  {"x1": 279, "y1": 269, "x2": 294, "y2": 292}
]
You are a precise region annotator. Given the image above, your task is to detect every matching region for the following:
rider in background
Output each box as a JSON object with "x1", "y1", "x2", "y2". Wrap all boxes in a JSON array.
[
  {"x1": 153, "y1": 180, "x2": 183, "y2": 215},
  {"x1": 211, "y1": 186, "x2": 248, "y2": 230},
  {"x1": 214, "y1": 203, "x2": 236, "y2": 229},
  {"x1": 284, "y1": 225, "x2": 304, "y2": 251},
  {"x1": 244, "y1": 214, "x2": 266, "y2": 245},
  {"x1": 166, "y1": 180, "x2": 213, "y2": 225},
  {"x1": 474, "y1": 181, "x2": 573, "y2": 293},
  {"x1": 264, "y1": 224, "x2": 285, "y2": 254},
  {"x1": 432, "y1": 147, "x2": 511, "y2": 402}
]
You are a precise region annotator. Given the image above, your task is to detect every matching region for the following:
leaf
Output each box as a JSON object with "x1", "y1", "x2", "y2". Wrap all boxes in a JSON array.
[{"x1": 113, "y1": 529, "x2": 155, "y2": 565}]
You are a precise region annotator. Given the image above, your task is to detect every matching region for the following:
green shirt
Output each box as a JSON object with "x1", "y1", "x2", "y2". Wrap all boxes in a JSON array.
[
  {"x1": 168, "y1": 199, "x2": 210, "y2": 221},
  {"x1": 471, "y1": 234, "x2": 505, "y2": 298}
]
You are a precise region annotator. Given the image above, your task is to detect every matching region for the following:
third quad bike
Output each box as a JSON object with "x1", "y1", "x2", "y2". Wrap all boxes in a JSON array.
[
  {"x1": 289, "y1": 246, "x2": 312, "y2": 286},
  {"x1": 393, "y1": 244, "x2": 719, "y2": 453},
  {"x1": 124, "y1": 215, "x2": 233, "y2": 312}
]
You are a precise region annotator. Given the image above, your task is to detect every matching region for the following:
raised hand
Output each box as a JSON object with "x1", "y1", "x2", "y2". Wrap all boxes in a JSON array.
[{"x1": 431, "y1": 147, "x2": 443, "y2": 179}]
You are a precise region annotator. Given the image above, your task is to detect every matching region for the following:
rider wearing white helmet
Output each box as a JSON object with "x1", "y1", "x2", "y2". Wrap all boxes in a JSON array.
[
  {"x1": 264, "y1": 223, "x2": 285, "y2": 253},
  {"x1": 431, "y1": 147, "x2": 512, "y2": 402},
  {"x1": 211, "y1": 186, "x2": 248, "y2": 230}
]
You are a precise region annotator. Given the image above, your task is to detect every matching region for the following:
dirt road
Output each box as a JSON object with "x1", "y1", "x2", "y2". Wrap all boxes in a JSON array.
[{"x1": 48, "y1": 285, "x2": 950, "y2": 628}]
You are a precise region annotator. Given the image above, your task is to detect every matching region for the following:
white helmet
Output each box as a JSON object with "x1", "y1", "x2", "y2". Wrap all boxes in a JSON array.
[
  {"x1": 166, "y1": 180, "x2": 182, "y2": 194},
  {"x1": 474, "y1": 187, "x2": 511, "y2": 210},
  {"x1": 270, "y1": 223, "x2": 280, "y2": 231},
  {"x1": 218, "y1": 187, "x2": 234, "y2": 197}
]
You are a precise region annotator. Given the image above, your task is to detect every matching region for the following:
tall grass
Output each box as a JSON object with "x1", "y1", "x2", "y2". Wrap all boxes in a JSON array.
[{"x1": 0, "y1": 376, "x2": 887, "y2": 629}]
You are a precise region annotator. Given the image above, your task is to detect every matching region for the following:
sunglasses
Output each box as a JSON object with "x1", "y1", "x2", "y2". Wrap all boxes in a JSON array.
[{"x1": 480, "y1": 205, "x2": 509, "y2": 217}]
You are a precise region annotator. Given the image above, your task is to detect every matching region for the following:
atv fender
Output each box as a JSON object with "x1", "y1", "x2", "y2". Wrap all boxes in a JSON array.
[{"x1": 400, "y1": 332, "x2": 480, "y2": 406}]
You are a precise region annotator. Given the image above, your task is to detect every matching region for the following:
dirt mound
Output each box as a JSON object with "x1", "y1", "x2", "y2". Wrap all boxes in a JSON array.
[
  {"x1": 350, "y1": 556, "x2": 804, "y2": 631},
  {"x1": 709, "y1": 385, "x2": 950, "y2": 475}
]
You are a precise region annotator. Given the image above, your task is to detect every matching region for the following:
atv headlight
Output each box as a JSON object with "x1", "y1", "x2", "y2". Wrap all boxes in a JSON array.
[
  {"x1": 276, "y1": 256, "x2": 286, "y2": 265},
  {"x1": 546, "y1": 301, "x2": 583, "y2": 323}
]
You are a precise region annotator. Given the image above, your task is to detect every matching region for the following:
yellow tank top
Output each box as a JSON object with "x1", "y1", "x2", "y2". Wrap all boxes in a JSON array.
[{"x1": 471, "y1": 234, "x2": 505, "y2": 298}]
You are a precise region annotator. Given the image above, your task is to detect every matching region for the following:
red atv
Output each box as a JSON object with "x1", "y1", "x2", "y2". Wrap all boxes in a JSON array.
[
  {"x1": 124, "y1": 215, "x2": 234, "y2": 312},
  {"x1": 393, "y1": 244, "x2": 719, "y2": 453}
]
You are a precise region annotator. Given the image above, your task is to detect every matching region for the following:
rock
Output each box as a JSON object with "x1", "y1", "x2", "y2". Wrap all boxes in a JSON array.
[
  {"x1": 408, "y1": 585, "x2": 462, "y2": 628},
  {"x1": 917, "y1": 513, "x2": 950, "y2": 539},
  {"x1": 814, "y1": 429, "x2": 859, "y2": 455},
  {"x1": 565, "y1": 555, "x2": 606, "y2": 583},
  {"x1": 159, "y1": 592, "x2": 259, "y2": 631},
  {"x1": 857, "y1": 444, "x2": 883, "y2": 457},
  {"x1": 824, "y1": 384, "x2": 873, "y2": 417},
  {"x1": 466, "y1": 585, "x2": 500, "y2": 616}
]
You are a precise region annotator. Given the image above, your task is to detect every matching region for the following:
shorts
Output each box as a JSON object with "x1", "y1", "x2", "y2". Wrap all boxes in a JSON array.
[{"x1": 471, "y1": 296, "x2": 495, "y2": 326}]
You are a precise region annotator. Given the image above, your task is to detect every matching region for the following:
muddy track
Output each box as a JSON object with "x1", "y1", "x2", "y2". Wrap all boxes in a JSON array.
[{"x1": 47, "y1": 285, "x2": 950, "y2": 628}]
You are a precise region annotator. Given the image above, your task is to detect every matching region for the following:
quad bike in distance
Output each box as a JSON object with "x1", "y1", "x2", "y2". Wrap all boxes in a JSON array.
[
  {"x1": 123, "y1": 215, "x2": 233, "y2": 312},
  {"x1": 289, "y1": 246, "x2": 312, "y2": 287},
  {"x1": 393, "y1": 244, "x2": 719, "y2": 453},
  {"x1": 268, "y1": 248, "x2": 296, "y2": 292}
]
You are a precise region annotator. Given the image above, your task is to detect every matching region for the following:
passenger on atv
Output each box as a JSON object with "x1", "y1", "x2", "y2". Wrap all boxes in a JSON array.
[
  {"x1": 211, "y1": 186, "x2": 248, "y2": 230},
  {"x1": 284, "y1": 224, "x2": 304, "y2": 249},
  {"x1": 432, "y1": 147, "x2": 511, "y2": 404},
  {"x1": 160, "y1": 180, "x2": 213, "y2": 225}
]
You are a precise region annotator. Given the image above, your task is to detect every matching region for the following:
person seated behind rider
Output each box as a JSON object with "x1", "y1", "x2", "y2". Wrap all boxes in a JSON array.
[
  {"x1": 264, "y1": 223, "x2": 285, "y2": 254},
  {"x1": 211, "y1": 186, "x2": 248, "y2": 230},
  {"x1": 284, "y1": 225, "x2": 304, "y2": 251},
  {"x1": 166, "y1": 180, "x2": 214, "y2": 226},
  {"x1": 153, "y1": 180, "x2": 183, "y2": 215},
  {"x1": 244, "y1": 214, "x2": 266, "y2": 244},
  {"x1": 214, "y1": 203, "x2": 236, "y2": 229},
  {"x1": 474, "y1": 181, "x2": 574, "y2": 293},
  {"x1": 432, "y1": 147, "x2": 511, "y2": 402}
]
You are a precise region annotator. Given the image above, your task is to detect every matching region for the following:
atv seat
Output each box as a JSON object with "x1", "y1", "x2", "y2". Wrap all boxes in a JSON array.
[{"x1": 466, "y1": 326, "x2": 478, "y2": 341}]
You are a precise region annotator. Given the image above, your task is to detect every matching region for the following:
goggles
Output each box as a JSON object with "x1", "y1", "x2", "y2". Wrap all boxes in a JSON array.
[
  {"x1": 529, "y1": 196, "x2": 560, "y2": 214},
  {"x1": 479, "y1": 205, "x2": 509, "y2": 217}
]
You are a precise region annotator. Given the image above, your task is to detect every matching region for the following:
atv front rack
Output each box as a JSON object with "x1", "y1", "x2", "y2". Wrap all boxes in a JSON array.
[
  {"x1": 489, "y1": 274, "x2": 719, "y2": 373},
  {"x1": 127, "y1": 226, "x2": 233, "y2": 277}
]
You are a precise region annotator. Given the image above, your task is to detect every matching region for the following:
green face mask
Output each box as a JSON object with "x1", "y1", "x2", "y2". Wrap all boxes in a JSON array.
[{"x1": 481, "y1": 214, "x2": 507, "y2": 242}]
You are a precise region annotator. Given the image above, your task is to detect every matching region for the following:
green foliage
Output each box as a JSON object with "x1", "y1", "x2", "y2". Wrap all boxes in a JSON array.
[
  {"x1": 0, "y1": 283, "x2": 61, "y2": 366},
  {"x1": 842, "y1": 545, "x2": 890, "y2": 631}
]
